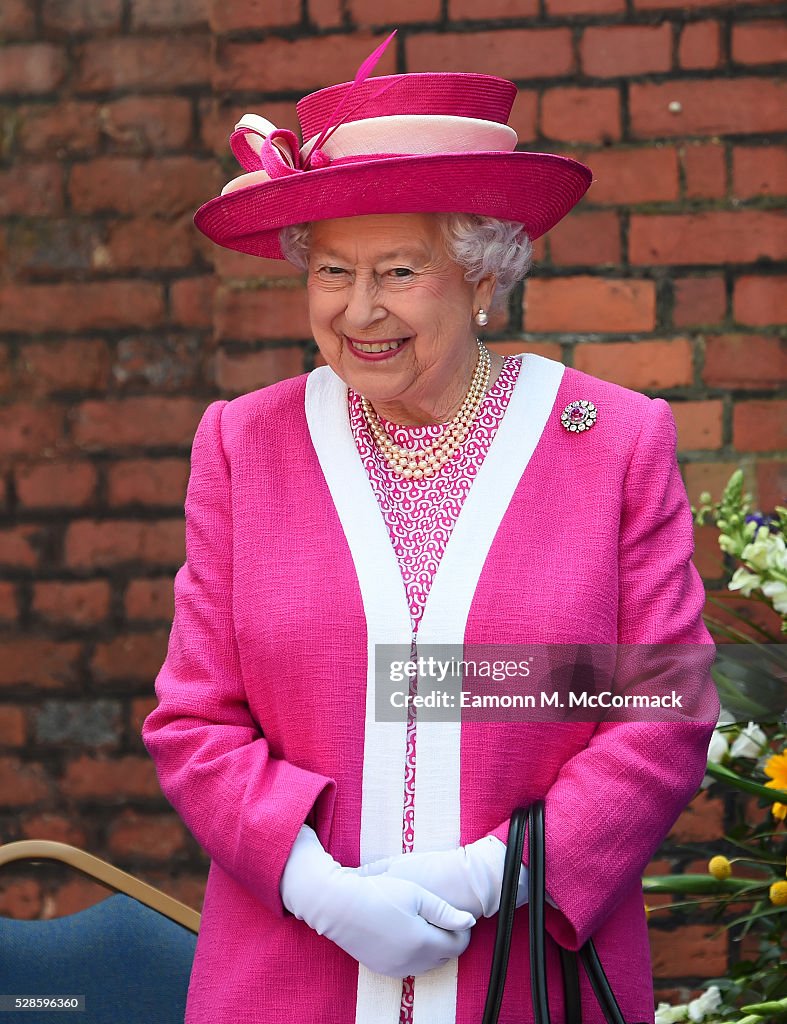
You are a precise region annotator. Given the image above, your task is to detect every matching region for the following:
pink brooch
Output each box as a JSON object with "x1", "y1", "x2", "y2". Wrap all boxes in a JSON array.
[{"x1": 561, "y1": 399, "x2": 597, "y2": 433}]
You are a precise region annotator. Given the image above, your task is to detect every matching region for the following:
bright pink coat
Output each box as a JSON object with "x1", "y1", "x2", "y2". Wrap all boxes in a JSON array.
[{"x1": 143, "y1": 355, "x2": 718, "y2": 1024}]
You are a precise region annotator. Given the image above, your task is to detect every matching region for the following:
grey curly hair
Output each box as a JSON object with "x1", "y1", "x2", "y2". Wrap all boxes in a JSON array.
[{"x1": 279, "y1": 214, "x2": 533, "y2": 312}]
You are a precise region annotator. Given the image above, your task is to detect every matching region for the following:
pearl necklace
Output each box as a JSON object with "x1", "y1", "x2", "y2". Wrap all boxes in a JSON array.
[{"x1": 361, "y1": 340, "x2": 491, "y2": 480}]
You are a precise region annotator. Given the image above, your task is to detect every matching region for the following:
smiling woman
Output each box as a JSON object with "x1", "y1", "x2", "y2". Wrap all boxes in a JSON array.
[{"x1": 142, "y1": 33, "x2": 719, "y2": 1024}]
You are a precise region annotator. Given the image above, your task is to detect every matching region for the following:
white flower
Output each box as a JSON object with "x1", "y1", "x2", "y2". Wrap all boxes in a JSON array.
[
  {"x1": 687, "y1": 985, "x2": 722, "y2": 1022},
  {"x1": 655, "y1": 1002, "x2": 689, "y2": 1024},
  {"x1": 762, "y1": 578, "x2": 787, "y2": 614},
  {"x1": 729, "y1": 722, "x2": 767, "y2": 759},
  {"x1": 707, "y1": 730, "x2": 729, "y2": 764},
  {"x1": 728, "y1": 567, "x2": 762, "y2": 597},
  {"x1": 741, "y1": 526, "x2": 783, "y2": 572}
]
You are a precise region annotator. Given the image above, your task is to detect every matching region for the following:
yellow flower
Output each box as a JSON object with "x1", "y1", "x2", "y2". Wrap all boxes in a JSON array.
[
  {"x1": 773, "y1": 801, "x2": 787, "y2": 822},
  {"x1": 708, "y1": 855, "x2": 733, "y2": 880},
  {"x1": 644, "y1": 904, "x2": 651, "y2": 918},
  {"x1": 764, "y1": 749, "x2": 787, "y2": 790},
  {"x1": 769, "y1": 880, "x2": 787, "y2": 907}
]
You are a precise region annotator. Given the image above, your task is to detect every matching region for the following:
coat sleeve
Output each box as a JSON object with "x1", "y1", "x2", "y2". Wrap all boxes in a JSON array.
[
  {"x1": 142, "y1": 400, "x2": 337, "y2": 918},
  {"x1": 487, "y1": 396, "x2": 719, "y2": 950}
]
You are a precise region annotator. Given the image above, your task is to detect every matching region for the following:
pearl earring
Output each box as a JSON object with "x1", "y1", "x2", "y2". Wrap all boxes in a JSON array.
[{"x1": 474, "y1": 308, "x2": 489, "y2": 327}]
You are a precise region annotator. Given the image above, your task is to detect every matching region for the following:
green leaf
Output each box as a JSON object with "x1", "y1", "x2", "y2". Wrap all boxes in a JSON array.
[{"x1": 705, "y1": 762, "x2": 787, "y2": 803}]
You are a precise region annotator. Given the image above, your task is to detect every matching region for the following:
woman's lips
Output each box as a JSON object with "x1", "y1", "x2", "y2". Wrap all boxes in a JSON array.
[{"x1": 345, "y1": 336, "x2": 411, "y2": 361}]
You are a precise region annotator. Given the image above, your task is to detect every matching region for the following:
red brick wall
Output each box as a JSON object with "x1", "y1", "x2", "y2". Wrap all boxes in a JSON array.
[{"x1": 1, "y1": 0, "x2": 785, "y2": 1002}]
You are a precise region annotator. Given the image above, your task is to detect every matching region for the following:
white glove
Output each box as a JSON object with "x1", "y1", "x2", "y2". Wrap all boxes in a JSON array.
[
  {"x1": 280, "y1": 825, "x2": 477, "y2": 978},
  {"x1": 358, "y1": 836, "x2": 530, "y2": 919}
]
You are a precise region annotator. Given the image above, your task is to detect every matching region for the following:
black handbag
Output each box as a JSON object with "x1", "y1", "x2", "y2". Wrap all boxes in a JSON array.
[{"x1": 482, "y1": 802, "x2": 639, "y2": 1024}]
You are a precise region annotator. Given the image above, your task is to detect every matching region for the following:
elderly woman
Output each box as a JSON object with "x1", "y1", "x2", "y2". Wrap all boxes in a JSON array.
[{"x1": 143, "y1": 38, "x2": 718, "y2": 1024}]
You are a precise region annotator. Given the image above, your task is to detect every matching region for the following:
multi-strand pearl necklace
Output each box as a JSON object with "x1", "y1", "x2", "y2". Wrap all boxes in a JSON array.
[{"x1": 361, "y1": 340, "x2": 491, "y2": 480}]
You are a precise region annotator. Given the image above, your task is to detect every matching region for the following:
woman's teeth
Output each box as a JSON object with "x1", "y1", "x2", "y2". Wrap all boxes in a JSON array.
[{"x1": 349, "y1": 338, "x2": 406, "y2": 353}]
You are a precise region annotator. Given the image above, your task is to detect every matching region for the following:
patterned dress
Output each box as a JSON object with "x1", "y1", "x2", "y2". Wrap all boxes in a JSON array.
[{"x1": 349, "y1": 356, "x2": 522, "y2": 1021}]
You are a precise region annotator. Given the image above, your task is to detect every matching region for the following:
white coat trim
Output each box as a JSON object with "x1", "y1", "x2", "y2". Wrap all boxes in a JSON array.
[{"x1": 305, "y1": 355, "x2": 564, "y2": 1024}]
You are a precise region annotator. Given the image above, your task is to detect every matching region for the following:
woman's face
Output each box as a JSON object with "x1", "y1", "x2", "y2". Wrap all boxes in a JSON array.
[{"x1": 306, "y1": 213, "x2": 494, "y2": 425}]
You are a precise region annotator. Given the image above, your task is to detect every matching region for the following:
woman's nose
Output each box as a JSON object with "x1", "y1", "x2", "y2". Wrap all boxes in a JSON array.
[{"x1": 344, "y1": 276, "x2": 386, "y2": 329}]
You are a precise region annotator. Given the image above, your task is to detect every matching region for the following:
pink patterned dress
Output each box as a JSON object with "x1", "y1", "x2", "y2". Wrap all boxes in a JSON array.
[{"x1": 348, "y1": 355, "x2": 521, "y2": 1022}]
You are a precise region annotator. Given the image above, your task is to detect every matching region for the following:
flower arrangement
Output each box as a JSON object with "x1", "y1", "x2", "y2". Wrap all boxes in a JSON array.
[{"x1": 645, "y1": 471, "x2": 787, "y2": 1024}]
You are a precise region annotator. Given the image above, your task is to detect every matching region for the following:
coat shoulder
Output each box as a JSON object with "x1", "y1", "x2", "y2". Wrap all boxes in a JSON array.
[{"x1": 215, "y1": 373, "x2": 310, "y2": 456}]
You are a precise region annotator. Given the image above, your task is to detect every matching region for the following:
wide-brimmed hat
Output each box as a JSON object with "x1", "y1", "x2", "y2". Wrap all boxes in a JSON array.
[{"x1": 194, "y1": 32, "x2": 592, "y2": 260}]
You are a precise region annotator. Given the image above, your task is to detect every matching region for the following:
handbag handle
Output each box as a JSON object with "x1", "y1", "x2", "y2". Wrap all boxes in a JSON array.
[{"x1": 482, "y1": 802, "x2": 629, "y2": 1024}]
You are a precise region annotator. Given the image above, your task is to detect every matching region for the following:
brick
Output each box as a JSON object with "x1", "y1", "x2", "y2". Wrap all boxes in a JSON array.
[
  {"x1": 581, "y1": 25, "x2": 672, "y2": 78},
  {"x1": 0, "y1": 640, "x2": 82, "y2": 690},
  {"x1": 670, "y1": 789, "x2": 725, "y2": 842},
  {"x1": 548, "y1": 211, "x2": 621, "y2": 267},
  {"x1": 704, "y1": 590, "x2": 782, "y2": 642},
  {"x1": 630, "y1": 78, "x2": 787, "y2": 138},
  {"x1": 449, "y1": 0, "x2": 538, "y2": 16},
  {"x1": 733, "y1": 146, "x2": 787, "y2": 198},
  {"x1": 406, "y1": 30, "x2": 573, "y2": 79},
  {"x1": 0, "y1": 582, "x2": 17, "y2": 623},
  {"x1": 110, "y1": 334, "x2": 203, "y2": 392},
  {"x1": 0, "y1": 757, "x2": 51, "y2": 804},
  {"x1": 0, "y1": 706, "x2": 25, "y2": 745},
  {"x1": 733, "y1": 275, "x2": 787, "y2": 327},
  {"x1": 669, "y1": 400, "x2": 723, "y2": 451},
  {"x1": 212, "y1": 246, "x2": 303, "y2": 279},
  {"x1": 131, "y1": 696, "x2": 158, "y2": 734},
  {"x1": 693, "y1": 524, "x2": 724, "y2": 580},
  {"x1": 541, "y1": 87, "x2": 620, "y2": 143},
  {"x1": 0, "y1": 0, "x2": 36, "y2": 37},
  {"x1": 0, "y1": 526, "x2": 42, "y2": 568},
  {"x1": 214, "y1": 286, "x2": 311, "y2": 341},
  {"x1": 72, "y1": 397, "x2": 204, "y2": 450},
  {"x1": 629, "y1": 212, "x2": 786, "y2": 266},
  {"x1": 681, "y1": 142, "x2": 726, "y2": 199},
  {"x1": 151, "y1": 874, "x2": 207, "y2": 911},
  {"x1": 62, "y1": 754, "x2": 161, "y2": 799},
  {"x1": 17, "y1": 340, "x2": 110, "y2": 396},
  {"x1": 679, "y1": 21, "x2": 721, "y2": 70},
  {"x1": 98, "y1": 97, "x2": 194, "y2": 154},
  {"x1": 21, "y1": 814, "x2": 87, "y2": 847},
  {"x1": 32, "y1": 581, "x2": 111, "y2": 626},
  {"x1": 547, "y1": 0, "x2": 623, "y2": 11},
  {"x1": 133, "y1": 0, "x2": 208, "y2": 29},
  {"x1": 732, "y1": 20, "x2": 787, "y2": 66},
  {"x1": 0, "y1": 282, "x2": 164, "y2": 332},
  {"x1": 171, "y1": 277, "x2": 216, "y2": 329},
  {"x1": 682, "y1": 460, "x2": 742, "y2": 508},
  {"x1": 43, "y1": 880, "x2": 109, "y2": 918},
  {"x1": 216, "y1": 34, "x2": 396, "y2": 92},
  {"x1": 0, "y1": 163, "x2": 63, "y2": 217},
  {"x1": 108, "y1": 811, "x2": 187, "y2": 858},
  {"x1": 101, "y1": 219, "x2": 196, "y2": 271},
  {"x1": 125, "y1": 580, "x2": 175, "y2": 622},
  {"x1": 308, "y1": 0, "x2": 342, "y2": 28},
  {"x1": 703, "y1": 335, "x2": 787, "y2": 390},
  {"x1": 0, "y1": 44, "x2": 67, "y2": 95},
  {"x1": 352, "y1": 0, "x2": 442, "y2": 22},
  {"x1": 733, "y1": 400, "x2": 787, "y2": 452},
  {"x1": 216, "y1": 346, "x2": 307, "y2": 393},
  {"x1": 35, "y1": 700, "x2": 121, "y2": 746},
  {"x1": 16, "y1": 462, "x2": 97, "y2": 509},
  {"x1": 0, "y1": 880, "x2": 42, "y2": 920},
  {"x1": 16, "y1": 102, "x2": 101, "y2": 156},
  {"x1": 75, "y1": 36, "x2": 210, "y2": 91},
  {"x1": 91, "y1": 631, "x2": 170, "y2": 683},
  {"x1": 64, "y1": 520, "x2": 185, "y2": 568},
  {"x1": 70, "y1": 157, "x2": 221, "y2": 216},
  {"x1": 524, "y1": 277, "x2": 655, "y2": 333},
  {"x1": 210, "y1": 0, "x2": 301, "y2": 30},
  {"x1": 0, "y1": 345, "x2": 11, "y2": 395},
  {"x1": 756, "y1": 461, "x2": 787, "y2": 515},
  {"x1": 635, "y1": 0, "x2": 781, "y2": 8},
  {"x1": 8, "y1": 220, "x2": 106, "y2": 276},
  {"x1": 42, "y1": 0, "x2": 122, "y2": 32},
  {"x1": 0, "y1": 405, "x2": 63, "y2": 458},
  {"x1": 583, "y1": 147, "x2": 679, "y2": 204},
  {"x1": 107, "y1": 459, "x2": 190, "y2": 507},
  {"x1": 199, "y1": 99, "x2": 300, "y2": 157},
  {"x1": 508, "y1": 90, "x2": 538, "y2": 142},
  {"x1": 673, "y1": 276, "x2": 726, "y2": 327},
  {"x1": 574, "y1": 339, "x2": 693, "y2": 390},
  {"x1": 650, "y1": 925, "x2": 728, "y2": 978}
]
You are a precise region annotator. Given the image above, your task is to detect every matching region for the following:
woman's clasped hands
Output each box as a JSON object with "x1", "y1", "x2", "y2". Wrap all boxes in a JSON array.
[{"x1": 280, "y1": 825, "x2": 477, "y2": 978}]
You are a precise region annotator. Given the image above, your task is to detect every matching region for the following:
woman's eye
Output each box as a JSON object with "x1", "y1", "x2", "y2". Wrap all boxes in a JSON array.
[{"x1": 389, "y1": 267, "x2": 414, "y2": 279}]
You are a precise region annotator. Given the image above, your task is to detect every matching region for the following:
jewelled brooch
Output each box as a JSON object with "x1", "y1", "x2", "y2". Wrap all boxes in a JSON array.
[{"x1": 561, "y1": 399, "x2": 598, "y2": 433}]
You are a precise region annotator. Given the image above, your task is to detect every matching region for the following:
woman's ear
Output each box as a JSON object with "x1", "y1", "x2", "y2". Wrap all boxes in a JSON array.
[{"x1": 473, "y1": 274, "x2": 497, "y2": 314}]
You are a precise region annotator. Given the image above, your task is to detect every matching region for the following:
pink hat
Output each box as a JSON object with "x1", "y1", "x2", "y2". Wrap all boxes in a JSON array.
[{"x1": 194, "y1": 32, "x2": 592, "y2": 260}]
